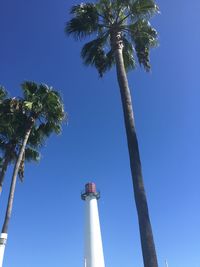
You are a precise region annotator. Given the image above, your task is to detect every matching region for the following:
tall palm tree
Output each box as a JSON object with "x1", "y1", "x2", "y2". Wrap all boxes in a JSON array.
[
  {"x1": 0, "y1": 81, "x2": 65, "y2": 267},
  {"x1": 66, "y1": 1, "x2": 159, "y2": 266}
]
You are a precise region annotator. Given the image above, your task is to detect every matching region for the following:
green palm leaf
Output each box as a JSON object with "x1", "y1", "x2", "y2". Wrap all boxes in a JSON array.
[
  {"x1": 0, "y1": 86, "x2": 7, "y2": 101},
  {"x1": 122, "y1": 36, "x2": 136, "y2": 70},
  {"x1": 21, "y1": 81, "x2": 38, "y2": 101},
  {"x1": 24, "y1": 148, "x2": 40, "y2": 162},
  {"x1": 65, "y1": 3, "x2": 99, "y2": 39},
  {"x1": 81, "y1": 35, "x2": 109, "y2": 76},
  {"x1": 128, "y1": 19, "x2": 158, "y2": 70},
  {"x1": 128, "y1": 0, "x2": 159, "y2": 20}
]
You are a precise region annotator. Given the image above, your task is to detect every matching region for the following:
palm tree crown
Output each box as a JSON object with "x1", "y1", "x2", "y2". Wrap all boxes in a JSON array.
[
  {"x1": 21, "y1": 81, "x2": 65, "y2": 130},
  {"x1": 0, "y1": 93, "x2": 41, "y2": 191},
  {"x1": 66, "y1": 0, "x2": 159, "y2": 76}
]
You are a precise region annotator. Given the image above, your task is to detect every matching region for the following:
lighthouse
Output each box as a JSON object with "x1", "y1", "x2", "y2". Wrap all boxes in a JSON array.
[
  {"x1": 81, "y1": 183, "x2": 105, "y2": 267},
  {"x1": 0, "y1": 233, "x2": 7, "y2": 267}
]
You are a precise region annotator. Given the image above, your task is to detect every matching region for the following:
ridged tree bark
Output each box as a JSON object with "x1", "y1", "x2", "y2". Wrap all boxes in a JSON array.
[
  {"x1": 113, "y1": 32, "x2": 158, "y2": 267},
  {"x1": 1, "y1": 119, "x2": 34, "y2": 234}
]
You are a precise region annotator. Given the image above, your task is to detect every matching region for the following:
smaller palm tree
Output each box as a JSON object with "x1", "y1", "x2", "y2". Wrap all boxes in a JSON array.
[
  {"x1": 0, "y1": 94, "x2": 42, "y2": 195},
  {"x1": 0, "y1": 82, "x2": 65, "y2": 267},
  {"x1": 0, "y1": 88, "x2": 53, "y2": 195}
]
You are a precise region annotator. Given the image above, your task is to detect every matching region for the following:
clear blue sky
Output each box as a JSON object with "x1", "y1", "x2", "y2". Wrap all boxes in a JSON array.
[{"x1": 0, "y1": 0, "x2": 199, "y2": 267}]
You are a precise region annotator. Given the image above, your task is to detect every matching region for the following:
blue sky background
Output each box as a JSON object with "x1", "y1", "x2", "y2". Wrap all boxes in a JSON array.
[{"x1": 0, "y1": 0, "x2": 200, "y2": 267}]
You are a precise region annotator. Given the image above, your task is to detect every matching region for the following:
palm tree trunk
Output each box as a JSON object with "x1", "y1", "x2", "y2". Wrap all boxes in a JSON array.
[
  {"x1": 114, "y1": 40, "x2": 158, "y2": 267},
  {"x1": 1, "y1": 120, "x2": 34, "y2": 234},
  {"x1": 0, "y1": 155, "x2": 10, "y2": 196}
]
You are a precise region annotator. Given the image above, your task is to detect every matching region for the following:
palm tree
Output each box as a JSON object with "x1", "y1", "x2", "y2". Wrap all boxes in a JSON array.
[
  {"x1": 66, "y1": 1, "x2": 159, "y2": 266},
  {"x1": 0, "y1": 94, "x2": 41, "y2": 195},
  {"x1": 0, "y1": 81, "x2": 65, "y2": 267}
]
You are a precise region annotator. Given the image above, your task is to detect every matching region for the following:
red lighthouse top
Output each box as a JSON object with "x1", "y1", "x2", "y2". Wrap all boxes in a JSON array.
[
  {"x1": 85, "y1": 182, "x2": 96, "y2": 194},
  {"x1": 81, "y1": 182, "x2": 100, "y2": 200}
]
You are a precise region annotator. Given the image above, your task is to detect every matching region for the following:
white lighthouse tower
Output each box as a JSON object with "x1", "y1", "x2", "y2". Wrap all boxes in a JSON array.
[{"x1": 81, "y1": 183, "x2": 105, "y2": 267}]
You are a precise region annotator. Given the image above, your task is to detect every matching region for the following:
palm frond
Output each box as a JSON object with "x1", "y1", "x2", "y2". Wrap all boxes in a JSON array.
[
  {"x1": 27, "y1": 126, "x2": 45, "y2": 147},
  {"x1": 0, "y1": 86, "x2": 8, "y2": 101},
  {"x1": 81, "y1": 35, "x2": 109, "y2": 76},
  {"x1": 44, "y1": 95, "x2": 65, "y2": 124},
  {"x1": 105, "y1": 48, "x2": 115, "y2": 70},
  {"x1": 122, "y1": 36, "x2": 136, "y2": 71},
  {"x1": 0, "y1": 138, "x2": 8, "y2": 151},
  {"x1": 128, "y1": 19, "x2": 158, "y2": 71},
  {"x1": 24, "y1": 147, "x2": 40, "y2": 162},
  {"x1": 21, "y1": 82, "x2": 66, "y2": 125},
  {"x1": 65, "y1": 3, "x2": 99, "y2": 39},
  {"x1": 37, "y1": 122, "x2": 62, "y2": 137},
  {"x1": 0, "y1": 157, "x2": 3, "y2": 168},
  {"x1": 127, "y1": 0, "x2": 159, "y2": 20},
  {"x1": 21, "y1": 81, "x2": 38, "y2": 101}
]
